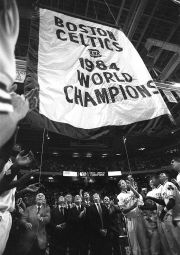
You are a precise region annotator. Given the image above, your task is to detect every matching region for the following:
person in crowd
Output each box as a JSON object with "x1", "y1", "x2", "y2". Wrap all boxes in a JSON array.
[
  {"x1": 81, "y1": 191, "x2": 92, "y2": 255},
  {"x1": 86, "y1": 193, "x2": 111, "y2": 255},
  {"x1": 0, "y1": 147, "x2": 37, "y2": 255},
  {"x1": 68, "y1": 194, "x2": 87, "y2": 255},
  {"x1": 65, "y1": 193, "x2": 74, "y2": 209},
  {"x1": 117, "y1": 179, "x2": 149, "y2": 255},
  {"x1": 103, "y1": 196, "x2": 125, "y2": 255},
  {"x1": 171, "y1": 157, "x2": 180, "y2": 187},
  {"x1": 142, "y1": 177, "x2": 161, "y2": 255},
  {"x1": 147, "y1": 173, "x2": 180, "y2": 255},
  {"x1": 82, "y1": 191, "x2": 91, "y2": 207},
  {"x1": 49, "y1": 196, "x2": 68, "y2": 255},
  {"x1": 18, "y1": 193, "x2": 50, "y2": 255}
]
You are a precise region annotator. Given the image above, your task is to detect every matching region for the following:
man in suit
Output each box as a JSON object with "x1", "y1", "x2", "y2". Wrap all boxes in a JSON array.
[
  {"x1": 49, "y1": 195, "x2": 68, "y2": 255},
  {"x1": 68, "y1": 195, "x2": 87, "y2": 255},
  {"x1": 104, "y1": 196, "x2": 125, "y2": 255},
  {"x1": 18, "y1": 193, "x2": 50, "y2": 255},
  {"x1": 86, "y1": 193, "x2": 111, "y2": 255}
]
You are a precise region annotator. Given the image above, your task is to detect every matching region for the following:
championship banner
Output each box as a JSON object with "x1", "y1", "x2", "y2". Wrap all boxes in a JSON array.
[
  {"x1": 163, "y1": 90, "x2": 177, "y2": 103},
  {"x1": 25, "y1": 8, "x2": 172, "y2": 139}
]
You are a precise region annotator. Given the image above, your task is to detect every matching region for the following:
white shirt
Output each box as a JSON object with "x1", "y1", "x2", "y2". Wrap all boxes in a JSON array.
[
  {"x1": 161, "y1": 181, "x2": 180, "y2": 220},
  {"x1": 117, "y1": 190, "x2": 143, "y2": 218},
  {"x1": 0, "y1": 159, "x2": 16, "y2": 212},
  {"x1": 176, "y1": 173, "x2": 180, "y2": 187}
]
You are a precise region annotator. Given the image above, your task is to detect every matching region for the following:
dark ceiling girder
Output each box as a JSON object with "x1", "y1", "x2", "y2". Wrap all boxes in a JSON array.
[
  {"x1": 159, "y1": 53, "x2": 180, "y2": 81},
  {"x1": 115, "y1": 0, "x2": 126, "y2": 27},
  {"x1": 153, "y1": 22, "x2": 179, "y2": 65},
  {"x1": 123, "y1": 0, "x2": 139, "y2": 34},
  {"x1": 85, "y1": 0, "x2": 90, "y2": 16},
  {"x1": 127, "y1": 0, "x2": 148, "y2": 40},
  {"x1": 136, "y1": 0, "x2": 160, "y2": 49}
]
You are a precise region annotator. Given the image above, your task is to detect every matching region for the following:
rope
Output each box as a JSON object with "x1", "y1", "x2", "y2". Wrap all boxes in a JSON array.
[
  {"x1": 38, "y1": 128, "x2": 45, "y2": 184},
  {"x1": 123, "y1": 136, "x2": 132, "y2": 175}
]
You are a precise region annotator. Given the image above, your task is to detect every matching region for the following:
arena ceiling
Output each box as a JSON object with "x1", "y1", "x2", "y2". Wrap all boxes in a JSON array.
[{"x1": 15, "y1": 0, "x2": 180, "y2": 155}]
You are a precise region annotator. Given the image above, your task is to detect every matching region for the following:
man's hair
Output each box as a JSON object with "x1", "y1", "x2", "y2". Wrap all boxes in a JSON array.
[
  {"x1": 172, "y1": 156, "x2": 180, "y2": 163},
  {"x1": 150, "y1": 174, "x2": 159, "y2": 180}
]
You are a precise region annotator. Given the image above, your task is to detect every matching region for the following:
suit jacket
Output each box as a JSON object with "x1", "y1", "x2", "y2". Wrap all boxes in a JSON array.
[
  {"x1": 107, "y1": 204, "x2": 125, "y2": 235},
  {"x1": 67, "y1": 205, "x2": 86, "y2": 240},
  {"x1": 86, "y1": 203, "x2": 109, "y2": 238},
  {"x1": 50, "y1": 206, "x2": 68, "y2": 242},
  {"x1": 20, "y1": 204, "x2": 50, "y2": 252}
]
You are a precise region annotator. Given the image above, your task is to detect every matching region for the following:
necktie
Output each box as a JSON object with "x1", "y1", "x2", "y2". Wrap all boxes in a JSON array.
[
  {"x1": 37, "y1": 206, "x2": 41, "y2": 214},
  {"x1": 60, "y1": 207, "x2": 64, "y2": 215},
  {"x1": 97, "y1": 203, "x2": 103, "y2": 228}
]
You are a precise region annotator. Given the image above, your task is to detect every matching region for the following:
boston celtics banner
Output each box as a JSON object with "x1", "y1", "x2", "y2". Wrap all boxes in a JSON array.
[{"x1": 25, "y1": 8, "x2": 171, "y2": 139}]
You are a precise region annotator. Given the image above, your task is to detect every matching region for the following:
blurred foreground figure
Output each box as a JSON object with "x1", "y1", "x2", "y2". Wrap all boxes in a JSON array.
[
  {"x1": 0, "y1": 146, "x2": 36, "y2": 255},
  {"x1": 0, "y1": 0, "x2": 29, "y2": 147}
]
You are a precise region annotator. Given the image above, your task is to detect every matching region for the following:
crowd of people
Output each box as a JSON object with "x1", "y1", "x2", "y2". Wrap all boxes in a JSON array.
[{"x1": 1, "y1": 146, "x2": 180, "y2": 255}]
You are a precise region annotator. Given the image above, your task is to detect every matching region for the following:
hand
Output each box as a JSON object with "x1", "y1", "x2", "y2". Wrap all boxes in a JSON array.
[
  {"x1": 25, "y1": 222, "x2": 32, "y2": 230},
  {"x1": 100, "y1": 229, "x2": 107, "y2": 237},
  {"x1": 0, "y1": 0, "x2": 19, "y2": 88},
  {"x1": 15, "y1": 150, "x2": 34, "y2": 167},
  {"x1": 126, "y1": 180, "x2": 131, "y2": 189},
  {"x1": 11, "y1": 94, "x2": 29, "y2": 121},
  {"x1": 37, "y1": 214, "x2": 43, "y2": 222},
  {"x1": 79, "y1": 209, "x2": 86, "y2": 218},
  {"x1": 25, "y1": 183, "x2": 40, "y2": 193},
  {"x1": 159, "y1": 209, "x2": 166, "y2": 221}
]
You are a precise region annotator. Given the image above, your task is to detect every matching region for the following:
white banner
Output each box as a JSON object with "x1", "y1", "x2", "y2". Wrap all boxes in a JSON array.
[
  {"x1": 33, "y1": 9, "x2": 170, "y2": 130},
  {"x1": 163, "y1": 90, "x2": 177, "y2": 103}
]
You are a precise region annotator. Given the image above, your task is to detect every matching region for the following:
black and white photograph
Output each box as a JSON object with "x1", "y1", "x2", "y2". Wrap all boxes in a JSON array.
[{"x1": 0, "y1": 0, "x2": 180, "y2": 254}]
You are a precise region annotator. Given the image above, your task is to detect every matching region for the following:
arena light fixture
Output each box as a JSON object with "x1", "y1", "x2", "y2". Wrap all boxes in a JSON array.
[
  {"x1": 48, "y1": 176, "x2": 54, "y2": 180},
  {"x1": 116, "y1": 153, "x2": 121, "y2": 156},
  {"x1": 138, "y1": 147, "x2": 146, "y2": 151},
  {"x1": 63, "y1": 171, "x2": 78, "y2": 177},
  {"x1": 86, "y1": 152, "x2": 92, "y2": 158},
  {"x1": 72, "y1": 152, "x2": 80, "y2": 158},
  {"x1": 108, "y1": 171, "x2": 122, "y2": 176}
]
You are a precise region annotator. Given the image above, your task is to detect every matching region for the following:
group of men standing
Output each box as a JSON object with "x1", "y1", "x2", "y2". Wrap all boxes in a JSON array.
[
  {"x1": 49, "y1": 192, "x2": 125, "y2": 255},
  {"x1": 14, "y1": 191, "x2": 125, "y2": 255}
]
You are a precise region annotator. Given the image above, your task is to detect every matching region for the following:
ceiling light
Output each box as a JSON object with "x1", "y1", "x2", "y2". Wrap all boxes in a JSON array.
[
  {"x1": 138, "y1": 147, "x2": 146, "y2": 151},
  {"x1": 73, "y1": 153, "x2": 79, "y2": 158},
  {"x1": 86, "y1": 153, "x2": 92, "y2": 158}
]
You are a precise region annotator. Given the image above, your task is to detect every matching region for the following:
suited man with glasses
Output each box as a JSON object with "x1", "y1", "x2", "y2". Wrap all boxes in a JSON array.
[
  {"x1": 49, "y1": 196, "x2": 68, "y2": 255},
  {"x1": 86, "y1": 193, "x2": 111, "y2": 255}
]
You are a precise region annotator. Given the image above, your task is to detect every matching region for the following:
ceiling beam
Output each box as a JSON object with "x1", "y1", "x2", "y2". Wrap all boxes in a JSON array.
[
  {"x1": 136, "y1": 0, "x2": 160, "y2": 49},
  {"x1": 123, "y1": 0, "x2": 139, "y2": 34},
  {"x1": 159, "y1": 53, "x2": 180, "y2": 81},
  {"x1": 85, "y1": 0, "x2": 90, "y2": 16},
  {"x1": 115, "y1": 0, "x2": 126, "y2": 27},
  {"x1": 145, "y1": 39, "x2": 180, "y2": 53},
  {"x1": 153, "y1": 22, "x2": 179, "y2": 65},
  {"x1": 127, "y1": 0, "x2": 148, "y2": 40}
]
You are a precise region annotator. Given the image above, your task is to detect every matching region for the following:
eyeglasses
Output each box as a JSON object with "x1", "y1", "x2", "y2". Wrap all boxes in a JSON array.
[{"x1": 171, "y1": 160, "x2": 175, "y2": 164}]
